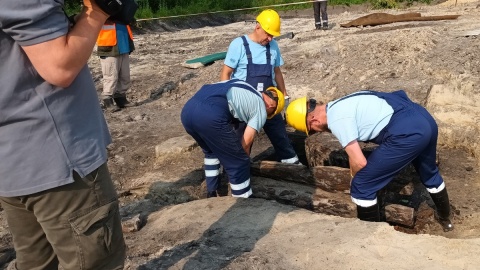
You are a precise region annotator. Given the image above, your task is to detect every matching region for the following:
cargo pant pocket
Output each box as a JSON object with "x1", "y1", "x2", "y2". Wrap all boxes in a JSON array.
[{"x1": 69, "y1": 200, "x2": 124, "y2": 269}]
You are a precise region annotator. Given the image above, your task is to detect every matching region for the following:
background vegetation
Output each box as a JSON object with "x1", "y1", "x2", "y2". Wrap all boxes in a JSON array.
[{"x1": 65, "y1": 0, "x2": 432, "y2": 19}]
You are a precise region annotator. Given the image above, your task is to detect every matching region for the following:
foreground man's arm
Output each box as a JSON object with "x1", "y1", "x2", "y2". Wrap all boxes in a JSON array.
[{"x1": 21, "y1": 0, "x2": 108, "y2": 88}]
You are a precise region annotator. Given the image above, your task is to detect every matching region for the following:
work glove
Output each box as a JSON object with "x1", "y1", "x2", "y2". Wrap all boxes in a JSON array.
[
  {"x1": 284, "y1": 95, "x2": 291, "y2": 108},
  {"x1": 94, "y1": 0, "x2": 138, "y2": 24}
]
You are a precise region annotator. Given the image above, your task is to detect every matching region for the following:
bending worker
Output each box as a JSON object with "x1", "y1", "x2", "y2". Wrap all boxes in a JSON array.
[
  {"x1": 181, "y1": 79, "x2": 284, "y2": 198},
  {"x1": 285, "y1": 90, "x2": 453, "y2": 231},
  {"x1": 220, "y1": 9, "x2": 301, "y2": 165}
]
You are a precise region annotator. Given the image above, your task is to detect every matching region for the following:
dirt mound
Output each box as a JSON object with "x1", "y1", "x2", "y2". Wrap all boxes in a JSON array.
[{"x1": 126, "y1": 197, "x2": 480, "y2": 269}]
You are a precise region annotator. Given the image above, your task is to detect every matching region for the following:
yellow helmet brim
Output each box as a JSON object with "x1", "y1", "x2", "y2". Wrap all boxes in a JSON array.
[
  {"x1": 266, "y1": 87, "x2": 285, "y2": 119},
  {"x1": 285, "y1": 97, "x2": 308, "y2": 135}
]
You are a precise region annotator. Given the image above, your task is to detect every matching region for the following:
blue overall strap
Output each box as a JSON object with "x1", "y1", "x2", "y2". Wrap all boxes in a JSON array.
[
  {"x1": 329, "y1": 90, "x2": 410, "y2": 113},
  {"x1": 229, "y1": 81, "x2": 262, "y2": 98},
  {"x1": 266, "y1": 43, "x2": 271, "y2": 63},
  {"x1": 327, "y1": 91, "x2": 376, "y2": 111},
  {"x1": 241, "y1": 36, "x2": 271, "y2": 66},
  {"x1": 241, "y1": 36, "x2": 253, "y2": 65}
]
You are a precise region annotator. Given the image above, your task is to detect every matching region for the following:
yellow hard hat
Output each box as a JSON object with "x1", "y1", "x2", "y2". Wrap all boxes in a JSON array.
[
  {"x1": 265, "y1": 87, "x2": 285, "y2": 119},
  {"x1": 256, "y1": 9, "x2": 281, "y2": 37},
  {"x1": 285, "y1": 97, "x2": 308, "y2": 135}
]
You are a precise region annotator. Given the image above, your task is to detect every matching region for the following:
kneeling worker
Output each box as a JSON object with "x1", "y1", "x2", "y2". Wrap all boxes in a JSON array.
[
  {"x1": 285, "y1": 90, "x2": 453, "y2": 231},
  {"x1": 181, "y1": 79, "x2": 284, "y2": 198}
]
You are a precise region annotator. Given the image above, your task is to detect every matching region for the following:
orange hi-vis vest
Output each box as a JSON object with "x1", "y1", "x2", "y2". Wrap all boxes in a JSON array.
[{"x1": 96, "y1": 23, "x2": 133, "y2": 47}]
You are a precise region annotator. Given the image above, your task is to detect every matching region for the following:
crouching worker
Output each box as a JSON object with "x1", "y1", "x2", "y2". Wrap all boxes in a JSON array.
[
  {"x1": 181, "y1": 79, "x2": 284, "y2": 198},
  {"x1": 285, "y1": 90, "x2": 453, "y2": 231}
]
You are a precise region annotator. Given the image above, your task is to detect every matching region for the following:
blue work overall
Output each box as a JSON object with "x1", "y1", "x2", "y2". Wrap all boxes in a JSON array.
[
  {"x1": 241, "y1": 36, "x2": 297, "y2": 163},
  {"x1": 181, "y1": 80, "x2": 261, "y2": 198},
  {"x1": 329, "y1": 90, "x2": 445, "y2": 206}
]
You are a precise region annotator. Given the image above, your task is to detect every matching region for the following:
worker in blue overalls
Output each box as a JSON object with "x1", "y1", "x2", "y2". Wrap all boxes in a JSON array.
[
  {"x1": 220, "y1": 9, "x2": 301, "y2": 165},
  {"x1": 181, "y1": 79, "x2": 285, "y2": 198},
  {"x1": 285, "y1": 90, "x2": 454, "y2": 231}
]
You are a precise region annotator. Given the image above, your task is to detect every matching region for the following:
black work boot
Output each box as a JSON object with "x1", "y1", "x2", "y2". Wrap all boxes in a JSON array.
[
  {"x1": 207, "y1": 190, "x2": 218, "y2": 198},
  {"x1": 315, "y1": 24, "x2": 322, "y2": 30},
  {"x1": 356, "y1": 204, "x2": 380, "y2": 222},
  {"x1": 429, "y1": 188, "x2": 454, "y2": 231},
  {"x1": 322, "y1": 22, "x2": 329, "y2": 30},
  {"x1": 101, "y1": 97, "x2": 121, "y2": 113},
  {"x1": 113, "y1": 95, "x2": 135, "y2": 109}
]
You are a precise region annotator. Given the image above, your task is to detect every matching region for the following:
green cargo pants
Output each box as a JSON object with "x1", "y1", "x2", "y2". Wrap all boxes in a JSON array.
[{"x1": 0, "y1": 163, "x2": 126, "y2": 270}]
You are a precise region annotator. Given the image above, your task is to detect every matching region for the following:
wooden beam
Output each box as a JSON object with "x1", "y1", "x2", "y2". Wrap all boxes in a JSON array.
[
  {"x1": 312, "y1": 166, "x2": 351, "y2": 192},
  {"x1": 251, "y1": 160, "x2": 352, "y2": 193},
  {"x1": 385, "y1": 204, "x2": 415, "y2": 227},
  {"x1": 250, "y1": 160, "x2": 314, "y2": 186}
]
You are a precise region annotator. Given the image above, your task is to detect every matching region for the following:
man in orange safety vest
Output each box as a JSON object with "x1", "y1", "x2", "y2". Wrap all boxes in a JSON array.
[{"x1": 96, "y1": 19, "x2": 135, "y2": 112}]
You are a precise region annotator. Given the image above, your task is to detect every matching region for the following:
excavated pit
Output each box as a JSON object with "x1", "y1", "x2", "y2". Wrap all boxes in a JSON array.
[{"x1": 250, "y1": 130, "x2": 450, "y2": 234}]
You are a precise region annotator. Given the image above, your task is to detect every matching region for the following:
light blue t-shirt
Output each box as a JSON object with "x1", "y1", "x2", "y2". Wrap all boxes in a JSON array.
[
  {"x1": 224, "y1": 35, "x2": 284, "y2": 86},
  {"x1": 326, "y1": 92, "x2": 394, "y2": 147},
  {"x1": 116, "y1": 23, "x2": 130, "y2": 55},
  {"x1": 226, "y1": 81, "x2": 267, "y2": 132}
]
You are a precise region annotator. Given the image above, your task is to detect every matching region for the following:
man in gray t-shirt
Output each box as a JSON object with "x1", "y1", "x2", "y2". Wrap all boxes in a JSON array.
[{"x1": 0, "y1": 0, "x2": 126, "y2": 268}]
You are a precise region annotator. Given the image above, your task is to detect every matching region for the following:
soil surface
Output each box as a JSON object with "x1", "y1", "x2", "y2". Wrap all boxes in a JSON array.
[{"x1": 2, "y1": 0, "x2": 480, "y2": 269}]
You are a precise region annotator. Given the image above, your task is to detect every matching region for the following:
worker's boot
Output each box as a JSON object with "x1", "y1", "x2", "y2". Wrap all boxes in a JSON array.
[
  {"x1": 207, "y1": 190, "x2": 218, "y2": 198},
  {"x1": 101, "y1": 97, "x2": 121, "y2": 113},
  {"x1": 114, "y1": 95, "x2": 135, "y2": 109},
  {"x1": 315, "y1": 23, "x2": 322, "y2": 30},
  {"x1": 429, "y1": 188, "x2": 454, "y2": 231},
  {"x1": 322, "y1": 22, "x2": 329, "y2": 30},
  {"x1": 356, "y1": 204, "x2": 380, "y2": 222}
]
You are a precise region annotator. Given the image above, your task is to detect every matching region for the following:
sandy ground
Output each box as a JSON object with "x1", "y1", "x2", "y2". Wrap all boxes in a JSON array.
[{"x1": 1, "y1": 0, "x2": 480, "y2": 269}]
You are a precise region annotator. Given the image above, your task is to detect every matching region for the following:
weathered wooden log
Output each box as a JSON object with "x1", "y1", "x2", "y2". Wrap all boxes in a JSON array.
[
  {"x1": 250, "y1": 160, "x2": 314, "y2": 185},
  {"x1": 385, "y1": 204, "x2": 415, "y2": 227},
  {"x1": 312, "y1": 166, "x2": 351, "y2": 192},
  {"x1": 312, "y1": 192, "x2": 356, "y2": 218},
  {"x1": 251, "y1": 160, "x2": 353, "y2": 193},
  {"x1": 305, "y1": 133, "x2": 378, "y2": 168},
  {"x1": 305, "y1": 133, "x2": 344, "y2": 167},
  {"x1": 251, "y1": 176, "x2": 316, "y2": 214},
  {"x1": 250, "y1": 176, "x2": 357, "y2": 218},
  {"x1": 340, "y1": 12, "x2": 460, "y2": 28}
]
